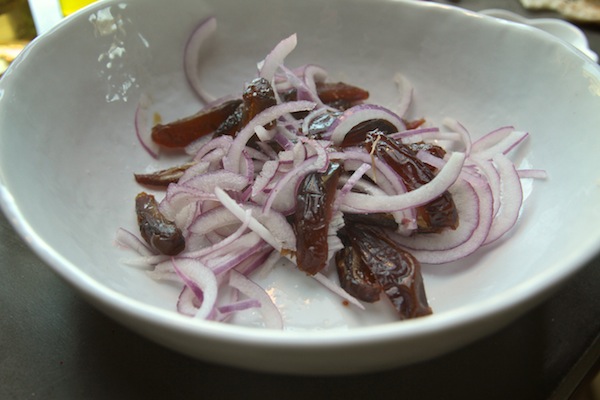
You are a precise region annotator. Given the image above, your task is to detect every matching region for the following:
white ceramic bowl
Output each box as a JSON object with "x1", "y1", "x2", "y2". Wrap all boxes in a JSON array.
[{"x1": 1, "y1": 0, "x2": 600, "y2": 375}]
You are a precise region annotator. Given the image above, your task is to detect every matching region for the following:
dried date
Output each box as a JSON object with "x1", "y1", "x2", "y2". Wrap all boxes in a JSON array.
[
  {"x1": 344, "y1": 223, "x2": 432, "y2": 319},
  {"x1": 293, "y1": 163, "x2": 342, "y2": 275},
  {"x1": 135, "y1": 192, "x2": 185, "y2": 255}
]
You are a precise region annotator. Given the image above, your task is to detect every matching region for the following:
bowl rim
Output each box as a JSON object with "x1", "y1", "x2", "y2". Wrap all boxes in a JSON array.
[
  {"x1": 1, "y1": 0, "x2": 600, "y2": 349},
  {"x1": 2, "y1": 186, "x2": 596, "y2": 347}
]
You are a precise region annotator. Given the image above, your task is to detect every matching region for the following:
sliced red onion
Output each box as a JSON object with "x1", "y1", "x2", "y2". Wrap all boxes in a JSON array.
[
  {"x1": 184, "y1": 16, "x2": 218, "y2": 104},
  {"x1": 483, "y1": 153, "x2": 523, "y2": 245},
  {"x1": 341, "y1": 158, "x2": 416, "y2": 228},
  {"x1": 146, "y1": 259, "x2": 179, "y2": 282},
  {"x1": 393, "y1": 73, "x2": 413, "y2": 117},
  {"x1": 337, "y1": 169, "x2": 416, "y2": 233},
  {"x1": 188, "y1": 205, "x2": 244, "y2": 237},
  {"x1": 254, "y1": 125, "x2": 275, "y2": 141},
  {"x1": 241, "y1": 249, "x2": 283, "y2": 276},
  {"x1": 392, "y1": 180, "x2": 480, "y2": 251},
  {"x1": 120, "y1": 254, "x2": 169, "y2": 269},
  {"x1": 261, "y1": 141, "x2": 329, "y2": 214},
  {"x1": 185, "y1": 209, "x2": 252, "y2": 259},
  {"x1": 159, "y1": 187, "x2": 216, "y2": 221},
  {"x1": 471, "y1": 125, "x2": 515, "y2": 152},
  {"x1": 192, "y1": 135, "x2": 233, "y2": 161},
  {"x1": 218, "y1": 298, "x2": 262, "y2": 315},
  {"x1": 272, "y1": 130, "x2": 295, "y2": 150},
  {"x1": 177, "y1": 286, "x2": 200, "y2": 317},
  {"x1": 228, "y1": 270, "x2": 283, "y2": 329},
  {"x1": 340, "y1": 152, "x2": 466, "y2": 213},
  {"x1": 327, "y1": 210, "x2": 345, "y2": 261},
  {"x1": 119, "y1": 30, "x2": 546, "y2": 327},
  {"x1": 207, "y1": 235, "x2": 267, "y2": 275},
  {"x1": 114, "y1": 228, "x2": 155, "y2": 257},
  {"x1": 518, "y1": 169, "x2": 548, "y2": 179},
  {"x1": 171, "y1": 258, "x2": 218, "y2": 320},
  {"x1": 408, "y1": 179, "x2": 494, "y2": 264},
  {"x1": 443, "y1": 118, "x2": 473, "y2": 156},
  {"x1": 326, "y1": 104, "x2": 406, "y2": 145},
  {"x1": 278, "y1": 64, "x2": 323, "y2": 105},
  {"x1": 259, "y1": 33, "x2": 298, "y2": 82},
  {"x1": 249, "y1": 206, "x2": 296, "y2": 249},
  {"x1": 332, "y1": 149, "x2": 409, "y2": 196},
  {"x1": 223, "y1": 101, "x2": 316, "y2": 174},
  {"x1": 178, "y1": 161, "x2": 210, "y2": 185},
  {"x1": 471, "y1": 158, "x2": 502, "y2": 217},
  {"x1": 233, "y1": 247, "x2": 276, "y2": 276},
  {"x1": 158, "y1": 170, "x2": 247, "y2": 222},
  {"x1": 472, "y1": 130, "x2": 529, "y2": 161},
  {"x1": 334, "y1": 163, "x2": 371, "y2": 207},
  {"x1": 252, "y1": 159, "x2": 280, "y2": 197},
  {"x1": 215, "y1": 187, "x2": 294, "y2": 253},
  {"x1": 134, "y1": 93, "x2": 160, "y2": 159},
  {"x1": 191, "y1": 202, "x2": 296, "y2": 254},
  {"x1": 390, "y1": 126, "x2": 439, "y2": 141},
  {"x1": 302, "y1": 64, "x2": 328, "y2": 95},
  {"x1": 181, "y1": 170, "x2": 249, "y2": 193},
  {"x1": 393, "y1": 130, "x2": 461, "y2": 146},
  {"x1": 415, "y1": 149, "x2": 444, "y2": 169}
]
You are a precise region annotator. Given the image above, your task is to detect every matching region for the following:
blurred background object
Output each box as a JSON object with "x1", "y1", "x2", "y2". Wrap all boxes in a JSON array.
[
  {"x1": 59, "y1": 0, "x2": 94, "y2": 16},
  {"x1": 0, "y1": 0, "x2": 36, "y2": 75},
  {"x1": 0, "y1": 0, "x2": 96, "y2": 75}
]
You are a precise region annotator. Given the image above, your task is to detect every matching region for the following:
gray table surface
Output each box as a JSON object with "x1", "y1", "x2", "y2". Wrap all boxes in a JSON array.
[{"x1": 2, "y1": 1, "x2": 600, "y2": 399}]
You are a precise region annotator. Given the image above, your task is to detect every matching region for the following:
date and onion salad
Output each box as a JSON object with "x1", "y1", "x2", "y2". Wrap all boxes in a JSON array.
[{"x1": 115, "y1": 17, "x2": 546, "y2": 329}]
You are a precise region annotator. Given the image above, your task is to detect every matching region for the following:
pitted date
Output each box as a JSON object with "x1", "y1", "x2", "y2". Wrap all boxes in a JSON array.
[
  {"x1": 293, "y1": 162, "x2": 342, "y2": 275},
  {"x1": 343, "y1": 223, "x2": 432, "y2": 319},
  {"x1": 134, "y1": 162, "x2": 196, "y2": 187},
  {"x1": 366, "y1": 133, "x2": 458, "y2": 233},
  {"x1": 335, "y1": 232, "x2": 382, "y2": 303},
  {"x1": 135, "y1": 192, "x2": 185, "y2": 255},
  {"x1": 151, "y1": 99, "x2": 242, "y2": 148}
]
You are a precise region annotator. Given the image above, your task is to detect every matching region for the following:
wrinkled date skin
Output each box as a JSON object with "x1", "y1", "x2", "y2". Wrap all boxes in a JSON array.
[
  {"x1": 134, "y1": 162, "x2": 196, "y2": 187},
  {"x1": 151, "y1": 99, "x2": 242, "y2": 148},
  {"x1": 242, "y1": 77, "x2": 277, "y2": 127},
  {"x1": 335, "y1": 231, "x2": 382, "y2": 303},
  {"x1": 215, "y1": 77, "x2": 278, "y2": 138},
  {"x1": 365, "y1": 131, "x2": 458, "y2": 233},
  {"x1": 150, "y1": 80, "x2": 369, "y2": 148},
  {"x1": 344, "y1": 223, "x2": 432, "y2": 319},
  {"x1": 337, "y1": 119, "x2": 458, "y2": 233},
  {"x1": 135, "y1": 192, "x2": 185, "y2": 255},
  {"x1": 340, "y1": 119, "x2": 398, "y2": 147},
  {"x1": 280, "y1": 81, "x2": 370, "y2": 116},
  {"x1": 315, "y1": 81, "x2": 369, "y2": 110},
  {"x1": 293, "y1": 163, "x2": 342, "y2": 275}
]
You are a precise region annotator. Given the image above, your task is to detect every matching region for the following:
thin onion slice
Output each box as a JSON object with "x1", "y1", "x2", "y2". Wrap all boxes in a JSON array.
[
  {"x1": 327, "y1": 104, "x2": 406, "y2": 145},
  {"x1": 229, "y1": 270, "x2": 283, "y2": 329},
  {"x1": 184, "y1": 16, "x2": 218, "y2": 104},
  {"x1": 340, "y1": 152, "x2": 466, "y2": 213},
  {"x1": 259, "y1": 33, "x2": 298, "y2": 82},
  {"x1": 394, "y1": 72, "x2": 414, "y2": 117},
  {"x1": 407, "y1": 179, "x2": 494, "y2": 264},
  {"x1": 392, "y1": 180, "x2": 480, "y2": 251},
  {"x1": 172, "y1": 258, "x2": 218, "y2": 320},
  {"x1": 223, "y1": 101, "x2": 316, "y2": 174},
  {"x1": 483, "y1": 153, "x2": 524, "y2": 245},
  {"x1": 134, "y1": 93, "x2": 160, "y2": 159}
]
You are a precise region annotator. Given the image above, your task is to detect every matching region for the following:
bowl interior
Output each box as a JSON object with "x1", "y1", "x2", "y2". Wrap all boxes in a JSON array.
[{"x1": 1, "y1": 0, "x2": 600, "y2": 347}]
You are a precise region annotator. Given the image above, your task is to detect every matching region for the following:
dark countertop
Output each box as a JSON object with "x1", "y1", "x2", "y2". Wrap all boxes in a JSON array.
[{"x1": 1, "y1": 1, "x2": 599, "y2": 399}]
